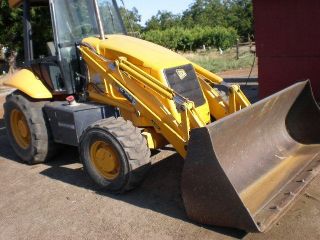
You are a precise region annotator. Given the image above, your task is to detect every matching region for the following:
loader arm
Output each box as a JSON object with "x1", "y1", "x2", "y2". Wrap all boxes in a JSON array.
[
  {"x1": 193, "y1": 62, "x2": 251, "y2": 116},
  {"x1": 78, "y1": 44, "x2": 248, "y2": 157}
]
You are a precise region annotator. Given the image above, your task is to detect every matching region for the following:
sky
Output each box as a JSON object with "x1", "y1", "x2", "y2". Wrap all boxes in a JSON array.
[{"x1": 120, "y1": 0, "x2": 195, "y2": 25}]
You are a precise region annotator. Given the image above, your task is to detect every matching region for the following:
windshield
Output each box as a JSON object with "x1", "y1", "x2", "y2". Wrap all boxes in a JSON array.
[
  {"x1": 98, "y1": 0, "x2": 125, "y2": 35},
  {"x1": 53, "y1": 0, "x2": 125, "y2": 44}
]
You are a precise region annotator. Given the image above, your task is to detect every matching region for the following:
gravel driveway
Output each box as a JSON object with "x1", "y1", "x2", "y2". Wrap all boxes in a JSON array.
[{"x1": 0, "y1": 92, "x2": 319, "y2": 240}]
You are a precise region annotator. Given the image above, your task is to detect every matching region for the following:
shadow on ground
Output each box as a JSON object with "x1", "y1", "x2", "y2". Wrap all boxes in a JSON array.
[{"x1": 0, "y1": 119, "x2": 246, "y2": 239}]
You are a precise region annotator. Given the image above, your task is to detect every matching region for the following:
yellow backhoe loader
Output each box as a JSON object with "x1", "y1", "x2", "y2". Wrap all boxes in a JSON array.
[{"x1": 3, "y1": 0, "x2": 320, "y2": 232}]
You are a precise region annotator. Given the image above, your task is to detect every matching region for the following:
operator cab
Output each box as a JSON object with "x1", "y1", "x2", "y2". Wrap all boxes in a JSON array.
[{"x1": 18, "y1": 0, "x2": 125, "y2": 95}]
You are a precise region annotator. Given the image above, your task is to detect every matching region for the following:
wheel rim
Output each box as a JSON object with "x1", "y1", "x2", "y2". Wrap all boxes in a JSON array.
[
  {"x1": 89, "y1": 141, "x2": 121, "y2": 180},
  {"x1": 10, "y1": 108, "x2": 31, "y2": 149}
]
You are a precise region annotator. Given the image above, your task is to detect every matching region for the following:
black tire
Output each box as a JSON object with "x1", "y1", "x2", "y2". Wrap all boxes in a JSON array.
[
  {"x1": 80, "y1": 117, "x2": 151, "y2": 192},
  {"x1": 4, "y1": 90, "x2": 58, "y2": 164}
]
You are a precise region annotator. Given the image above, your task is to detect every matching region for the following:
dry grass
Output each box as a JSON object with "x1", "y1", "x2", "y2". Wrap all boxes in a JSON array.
[{"x1": 181, "y1": 46, "x2": 256, "y2": 73}]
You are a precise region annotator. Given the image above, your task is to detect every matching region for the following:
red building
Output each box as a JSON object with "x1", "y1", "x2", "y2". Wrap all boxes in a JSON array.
[{"x1": 253, "y1": 0, "x2": 320, "y2": 100}]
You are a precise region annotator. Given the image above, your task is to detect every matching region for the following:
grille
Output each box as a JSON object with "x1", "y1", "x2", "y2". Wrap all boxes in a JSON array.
[{"x1": 164, "y1": 64, "x2": 206, "y2": 110}]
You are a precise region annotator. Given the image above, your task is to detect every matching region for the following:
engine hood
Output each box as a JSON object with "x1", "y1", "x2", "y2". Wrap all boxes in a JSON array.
[{"x1": 82, "y1": 35, "x2": 190, "y2": 72}]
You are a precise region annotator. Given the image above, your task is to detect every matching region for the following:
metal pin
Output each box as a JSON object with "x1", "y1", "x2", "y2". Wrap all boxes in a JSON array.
[
  {"x1": 285, "y1": 191, "x2": 295, "y2": 196},
  {"x1": 270, "y1": 206, "x2": 279, "y2": 210}
]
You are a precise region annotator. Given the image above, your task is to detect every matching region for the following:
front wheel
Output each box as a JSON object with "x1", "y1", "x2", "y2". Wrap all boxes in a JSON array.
[{"x1": 80, "y1": 117, "x2": 151, "y2": 192}]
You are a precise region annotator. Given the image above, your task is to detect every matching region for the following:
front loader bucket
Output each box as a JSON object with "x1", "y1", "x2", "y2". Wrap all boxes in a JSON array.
[{"x1": 182, "y1": 81, "x2": 320, "y2": 232}]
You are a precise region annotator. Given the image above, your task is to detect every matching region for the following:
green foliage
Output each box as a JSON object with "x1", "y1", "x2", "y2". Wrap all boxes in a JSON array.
[
  {"x1": 144, "y1": 11, "x2": 181, "y2": 31},
  {"x1": 119, "y1": 7, "x2": 142, "y2": 33},
  {"x1": 224, "y1": 0, "x2": 253, "y2": 39},
  {"x1": 30, "y1": 6, "x2": 52, "y2": 58},
  {"x1": 0, "y1": 0, "x2": 253, "y2": 59},
  {"x1": 0, "y1": 0, "x2": 52, "y2": 60},
  {"x1": 145, "y1": 0, "x2": 254, "y2": 41},
  {"x1": 142, "y1": 26, "x2": 238, "y2": 51},
  {"x1": 181, "y1": 0, "x2": 227, "y2": 29},
  {"x1": 0, "y1": 0, "x2": 23, "y2": 55}
]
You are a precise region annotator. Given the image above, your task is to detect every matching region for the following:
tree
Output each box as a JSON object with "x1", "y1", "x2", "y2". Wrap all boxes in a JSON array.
[
  {"x1": 141, "y1": 0, "x2": 254, "y2": 49},
  {"x1": 0, "y1": 0, "x2": 52, "y2": 62},
  {"x1": 143, "y1": 26, "x2": 237, "y2": 51},
  {"x1": 30, "y1": 6, "x2": 52, "y2": 58},
  {"x1": 181, "y1": 0, "x2": 227, "y2": 29},
  {"x1": 0, "y1": 0, "x2": 23, "y2": 57},
  {"x1": 180, "y1": 0, "x2": 253, "y2": 40},
  {"x1": 224, "y1": 0, "x2": 253, "y2": 40},
  {"x1": 119, "y1": 7, "x2": 142, "y2": 33},
  {"x1": 145, "y1": 11, "x2": 181, "y2": 31}
]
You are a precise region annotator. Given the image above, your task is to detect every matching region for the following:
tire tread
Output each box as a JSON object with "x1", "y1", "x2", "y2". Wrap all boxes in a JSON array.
[
  {"x1": 4, "y1": 91, "x2": 58, "y2": 164},
  {"x1": 83, "y1": 117, "x2": 151, "y2": 192}
]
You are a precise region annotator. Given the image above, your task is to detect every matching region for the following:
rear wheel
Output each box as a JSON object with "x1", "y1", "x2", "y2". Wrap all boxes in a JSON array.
[
  {"x1": 4, "y1": 91, "x2": 57, "y2": 164},
  {"x1": 80, "y1": 117, "x2": 151, "y2": 192}
]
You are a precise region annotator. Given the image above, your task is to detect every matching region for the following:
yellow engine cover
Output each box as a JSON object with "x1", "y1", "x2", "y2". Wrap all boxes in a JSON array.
[{"x1": 83, "y1": 35, "x2": 211, "y2": 126}]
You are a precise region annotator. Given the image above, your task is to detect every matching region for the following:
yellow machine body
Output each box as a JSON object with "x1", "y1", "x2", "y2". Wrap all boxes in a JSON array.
[
  {"x1": 77, "y1": 35, "x2": 320, "y2": 232},
  {"x1": 4, "y1": 69, "x2": 53, "y2": 99},
  {"x1": 79, "y1": 35, "x2": 248, "y2": 156},
  {"x1": 83, "y1": 35, "x2": 210, "y2": 128}
]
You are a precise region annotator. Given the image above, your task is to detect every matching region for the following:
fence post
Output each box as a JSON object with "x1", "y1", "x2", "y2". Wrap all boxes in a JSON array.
[{"x1": 236, "y1": 38, "x2": 240, "y2": 60}]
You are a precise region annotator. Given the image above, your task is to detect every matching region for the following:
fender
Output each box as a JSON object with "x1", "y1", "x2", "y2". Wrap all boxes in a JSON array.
[{"x1": 4, "y1": 69, "x2": 52, "y2": 99}]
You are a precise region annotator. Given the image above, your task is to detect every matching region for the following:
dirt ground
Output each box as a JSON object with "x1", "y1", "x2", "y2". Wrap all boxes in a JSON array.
[
  {"x1": 0, "y1": 90, "x2": 320, "y2": 240},
  {"x1": 218, "y1": 66, "x2": 258, "y2": 78}
]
